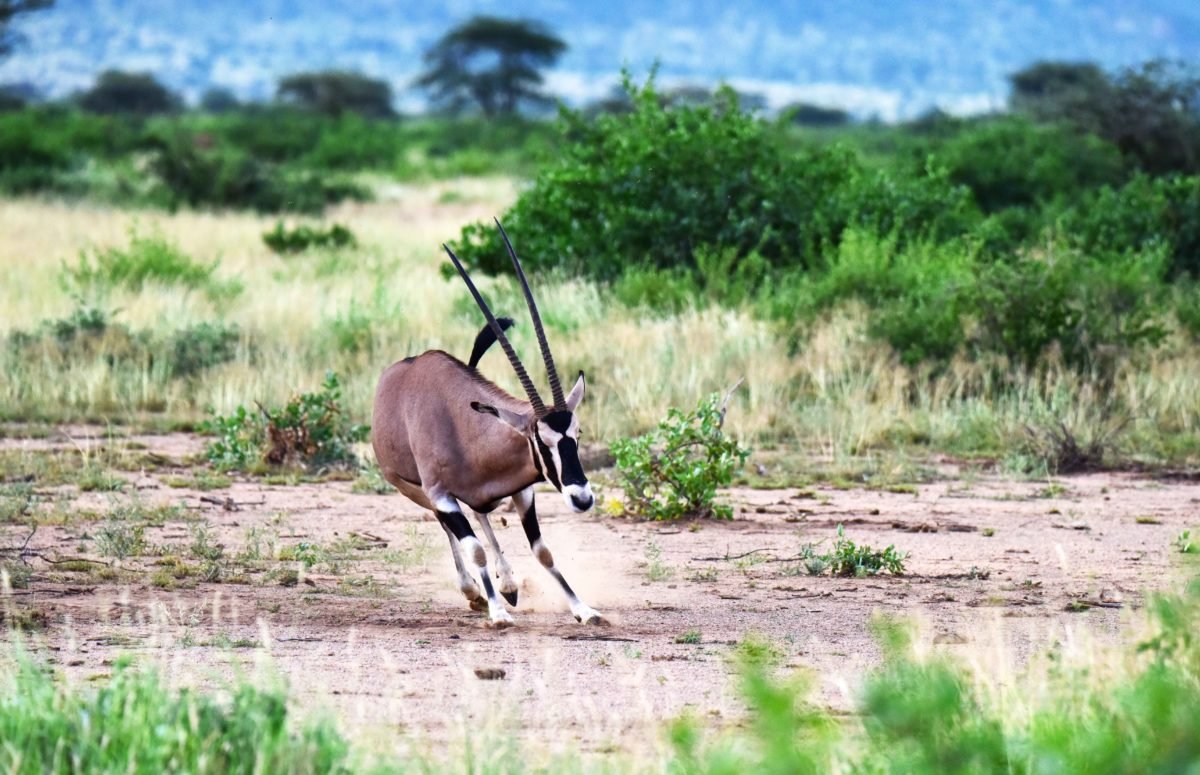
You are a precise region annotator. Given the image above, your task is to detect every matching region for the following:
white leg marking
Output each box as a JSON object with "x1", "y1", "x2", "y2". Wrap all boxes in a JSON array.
[
  {"x1": 475, "y1": 511, "x2": 517, "y2": 601},
  {"x1": 441, "y1": 523, "x2": 484, "y2": 608},
  {"x1": 462, "y1": 535, "x2": 514, "y2": 627}
]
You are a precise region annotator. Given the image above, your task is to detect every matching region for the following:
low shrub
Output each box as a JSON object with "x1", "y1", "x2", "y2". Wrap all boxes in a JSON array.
[
  {"x1": 148, "y1": 130, "x2": 369, "y2": 214},
  {"x1": 262, "y1": 221, "x2": 357, "y2": 254},
  {"x1": 0, "y1": 654, "x2": 350, "y2": 773},
  {"x1": 166, "y1": 322, "x2": 241, "y2": 378},
  {"x1": 611, "y1": 389, "x2": 750, "y2": 520},
  {"x1": 62, "y1": 228, "x2": 242, "y2": 303},
  {"x1": 201, "y1": 371, "x2": 368, "y2": 471},
  {"x1": 800, "y1": 524, "x2": 908, "y2": 577}
]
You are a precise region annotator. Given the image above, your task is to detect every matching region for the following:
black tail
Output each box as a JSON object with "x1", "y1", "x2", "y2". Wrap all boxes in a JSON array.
[{"x1": 468, "y1": 316, "x2": 515, "y2": 369}]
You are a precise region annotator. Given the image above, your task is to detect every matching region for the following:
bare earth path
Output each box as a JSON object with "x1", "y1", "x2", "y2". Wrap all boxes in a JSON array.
[{"x1": 3, "y1": 429, "x2": 1198, "y2": 759}]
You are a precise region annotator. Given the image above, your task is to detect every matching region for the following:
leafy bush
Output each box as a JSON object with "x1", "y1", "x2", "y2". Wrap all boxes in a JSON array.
[
  {"x1": 450, "y1": 74, "x2": 976, "y2": 286},
  {"x1": 148, "y1": 130, "x2": 369, "y2": 214},
  {"x1": 262, "y1": 221, "x2": 357, "y2": 254},
  {"x1": 803, "y1": 524, "x2": 908, "y2": 577},
  {"x1": 1063, "y1": 173, "x2": 1200, "y2": 278},
  {"x1": 6, "y1": 304, "x2": 239, "y2": 381},
  {"x1": 611, "y1": 389, "x2": 750, "y2": 520},
  {"x1": 0, "y1": 655, "x2": 350, "y2": 773},
  {"x1": 166, "y1": 322, "x2": 241, "y2": 378},
  {"x1": 774, "y1": 231, "x2": 1169, "y2": 371},
  {"x1": 202, "y1": 371, "x2": 368, "y2": 471},
  {"x1": 972, "y1": 248, "x2": 1168, "y2": 371},
  {"x1": 62, "y1": 228, "x2": 242, "y2": 303}
]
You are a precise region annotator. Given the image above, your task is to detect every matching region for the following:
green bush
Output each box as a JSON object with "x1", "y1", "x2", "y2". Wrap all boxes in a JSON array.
[
  {"x1": 166, "y1": 322, "x2": 241, "y2": 378},
  {"x1": 611, "y1": 390, "x2": 750, "y2": 520},
  {"x1": 773, "y1": 231, "x2": 1169, "y2": 372},
  {"x1": 801, "y1": 524, "x2": 908, "y2": 577},
  {"x1": 6, "y1": 304, "x2": 240, "y2": 381},
  {"x1": 62, "y1": 228, "x2": 241, "y2": 302},
  {"x1": 449, "y1": 75, "x2": 976, "y2": 286},
  {"x1": 923, "y1": 116, "x2": 1127, "y2": 214},
  {"x1": 202, "y1": 371, "x2": 368, "y2": 471},
  {"x1": 1063, "y1": 173, "x2": 1200, "y2": 278},
  {"x1": 147, "y1": 130, "x2": 368, "y2": 214},
  {"x1": 263, "y1": 222, "x2": 357, "y2": 254},
  {"x1": 0, "y1": 654, "x2": 350, "y2": 774},
  {"x1": 971, "y1": 248, "x2": 1168, "y2": 371}
]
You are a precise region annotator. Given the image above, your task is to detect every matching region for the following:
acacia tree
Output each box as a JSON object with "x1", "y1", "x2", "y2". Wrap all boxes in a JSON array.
[
  {"x1": 0, "y1": 0, "x2": 52, "y2": 59},
  {"x1": 417, "y1": 16, "x2": 565, "y2": 116},
  {"x1": 78, "y1": 70, "x2": 179, "y2": 115},
  {"x1": 276, "y1": 70, "x2": 394, "y2": 117}
]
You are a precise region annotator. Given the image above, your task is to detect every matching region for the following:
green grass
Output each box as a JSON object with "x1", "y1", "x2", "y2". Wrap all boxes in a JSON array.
[
  {"x1": 674, "y1": 579, "x2": 1200, "y2": 773},
  {"x1": 0, "y1": 653, "x2": 352, "y2": 774}
]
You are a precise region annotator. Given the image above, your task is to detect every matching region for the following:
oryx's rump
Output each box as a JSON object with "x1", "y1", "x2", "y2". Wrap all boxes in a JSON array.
[{"x1": 372, "y1": 350, "x2": 541, "y2": 513}]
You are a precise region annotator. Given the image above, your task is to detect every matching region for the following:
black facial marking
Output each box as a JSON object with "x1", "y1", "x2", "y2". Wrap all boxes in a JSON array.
[
  {"x1": 536, "y1": 437, "x2": 561, "y2": 490},
  {"x1": 556, "y1": 437, "x2": 587, "y2": 487},
  {"x1": 543, "y1": 411, "x2": 573, "y2": 433}
]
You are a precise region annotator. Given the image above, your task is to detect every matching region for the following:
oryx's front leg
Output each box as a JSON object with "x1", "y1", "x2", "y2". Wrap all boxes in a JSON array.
[
  {"x1": 474, "y1": 510, "x2": 518, "y2": 606},
  {"x1": 513, "y1": 487, "x2": 603, "y2": 625},
  {"x1": 435, "y1": 495, "x2": 513, "y2": 627},
  {"x1": 440, "y1": 523, "x2": 487, "y2": 612}
]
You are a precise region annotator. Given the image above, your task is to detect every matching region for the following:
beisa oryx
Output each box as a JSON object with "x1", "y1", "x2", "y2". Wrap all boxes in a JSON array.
[{"x1": 372, "y1": 220, "x2": 602, "y2": 627}]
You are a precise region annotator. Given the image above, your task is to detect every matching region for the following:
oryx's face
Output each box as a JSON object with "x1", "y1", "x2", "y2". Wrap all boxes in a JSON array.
[
  {"x1": 471, "y1": 372, "x2": 593, "y2": 513},
  {"x1": 534, "y1": 406, "x2": 593, "y2": 512}
]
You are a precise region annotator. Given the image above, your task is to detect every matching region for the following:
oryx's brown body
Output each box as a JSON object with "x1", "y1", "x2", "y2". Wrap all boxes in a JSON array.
[{"x1": 373, "y1": 350, "x2": 540, "y2": 513}]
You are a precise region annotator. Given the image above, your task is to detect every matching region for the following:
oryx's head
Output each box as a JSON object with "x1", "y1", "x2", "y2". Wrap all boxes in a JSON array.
[{"x1": 444, "y1": 221, "x2": 594, "y2": 513}]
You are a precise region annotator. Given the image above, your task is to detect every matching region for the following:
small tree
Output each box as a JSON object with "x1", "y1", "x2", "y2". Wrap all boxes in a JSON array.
[
  {"x1": 783, "y1": 102, "x2": 851, "y2": 127},
  {"x1": 0, "y1": 0, "x2": 52, "y2": 60},
  {"x1": 78, "y1": 70, "x2": 179, "y2": 115},
  {"x1": 200, "y1": 86, "x2": 240, "y2": 113},
  {"x1": 276, "y1": 70, "x2": 394, "y2": 118},
  {"x1": 417, "y1": 15, "x2": 565, "y2": 116}
]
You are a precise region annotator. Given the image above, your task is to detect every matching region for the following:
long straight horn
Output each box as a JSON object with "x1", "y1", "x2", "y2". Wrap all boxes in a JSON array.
[
  {"x1": 443, "y1": 244, "x2": 546, "y2": 416},
  {"x1": 494, "y1": 219, "x2": 565, "y2": 408}
]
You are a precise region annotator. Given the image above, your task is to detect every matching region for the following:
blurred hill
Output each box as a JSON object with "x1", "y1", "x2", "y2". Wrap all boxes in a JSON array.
[{"x1": 0, "y1": 0, "x2": 1197, "y2": 120}]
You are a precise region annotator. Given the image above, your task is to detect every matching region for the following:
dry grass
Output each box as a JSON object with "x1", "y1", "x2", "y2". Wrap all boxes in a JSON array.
[{"x1": 2, "y1": 190, "x2": 1199, "y2": 470}]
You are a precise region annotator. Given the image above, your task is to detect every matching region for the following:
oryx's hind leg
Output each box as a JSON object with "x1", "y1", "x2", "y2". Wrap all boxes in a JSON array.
[
  {"x1": 474, "y1": 510, "x2": 518, "y2": 606},
  {"x1": 434, "y1": 494, "x2": 514, "y2": 627},
  {"x1": 513, "y1": 487, "x2": 603, "y2": 625},
  {"x1": 440, "y1": 522, "x2": 487, "y2": 612}
]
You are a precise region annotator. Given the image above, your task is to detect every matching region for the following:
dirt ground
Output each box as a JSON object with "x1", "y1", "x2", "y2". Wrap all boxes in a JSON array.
[{"x1": 3, "y1": 428, "x2": 1199, "y2": 760}]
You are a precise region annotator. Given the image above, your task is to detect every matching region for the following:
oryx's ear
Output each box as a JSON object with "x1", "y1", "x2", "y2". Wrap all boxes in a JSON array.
[
  {"x1": 471, "y1": 401, "x2": 532, "y2": 431},
  {"x1": 565, "y1": 371, "x2": 586, "y2": 411}
]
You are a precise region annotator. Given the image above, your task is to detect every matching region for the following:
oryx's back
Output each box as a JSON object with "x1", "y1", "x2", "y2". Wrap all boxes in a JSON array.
[{"x1": 371, "y1": 350, "x2": 534, "y2": 511}]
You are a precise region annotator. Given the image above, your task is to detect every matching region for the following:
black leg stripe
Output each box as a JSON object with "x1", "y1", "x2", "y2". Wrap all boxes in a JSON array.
[
  {"x1": 521, "y1": 508, "x2": 541, "y2": 544},
  {"x1": 437, "y1": 510, "x2": 475, "y2": 542}
]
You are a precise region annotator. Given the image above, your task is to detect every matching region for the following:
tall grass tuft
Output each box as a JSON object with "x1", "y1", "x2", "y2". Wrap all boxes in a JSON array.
[{"x1": 0, "y1": 653, "x2": 350, "y2": 774}]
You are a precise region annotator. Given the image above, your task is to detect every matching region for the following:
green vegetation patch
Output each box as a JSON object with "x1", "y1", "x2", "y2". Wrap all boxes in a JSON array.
[
  {"x1": 0, "y1": 655, "x2": 350, "y2": 774},
  {"x1": 201, "y1": 371, "x2": 368, "y2": 472},
  {"x1": 612, "y1": 390, "x2": 750, "y2": 520}
]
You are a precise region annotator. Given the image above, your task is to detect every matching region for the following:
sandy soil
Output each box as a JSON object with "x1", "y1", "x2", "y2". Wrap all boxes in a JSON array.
[{"x1": 4, "y1": 430, "x2": 1199, "y2": 759}]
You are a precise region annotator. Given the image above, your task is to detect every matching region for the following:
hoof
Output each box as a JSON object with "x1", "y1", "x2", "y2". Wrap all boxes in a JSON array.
[
  {"x1": 468, "y1": 596, "x2": 488, "y2": 612},
  {"x1": 574, "y1": 611, "x2": 607, "y2": 626},
  {"x1": 501, "y1": 589, "x2": 519, "y2": 607},
  {"x1": 486, "y1": 610, "x2": 515, "y2": 629}
]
